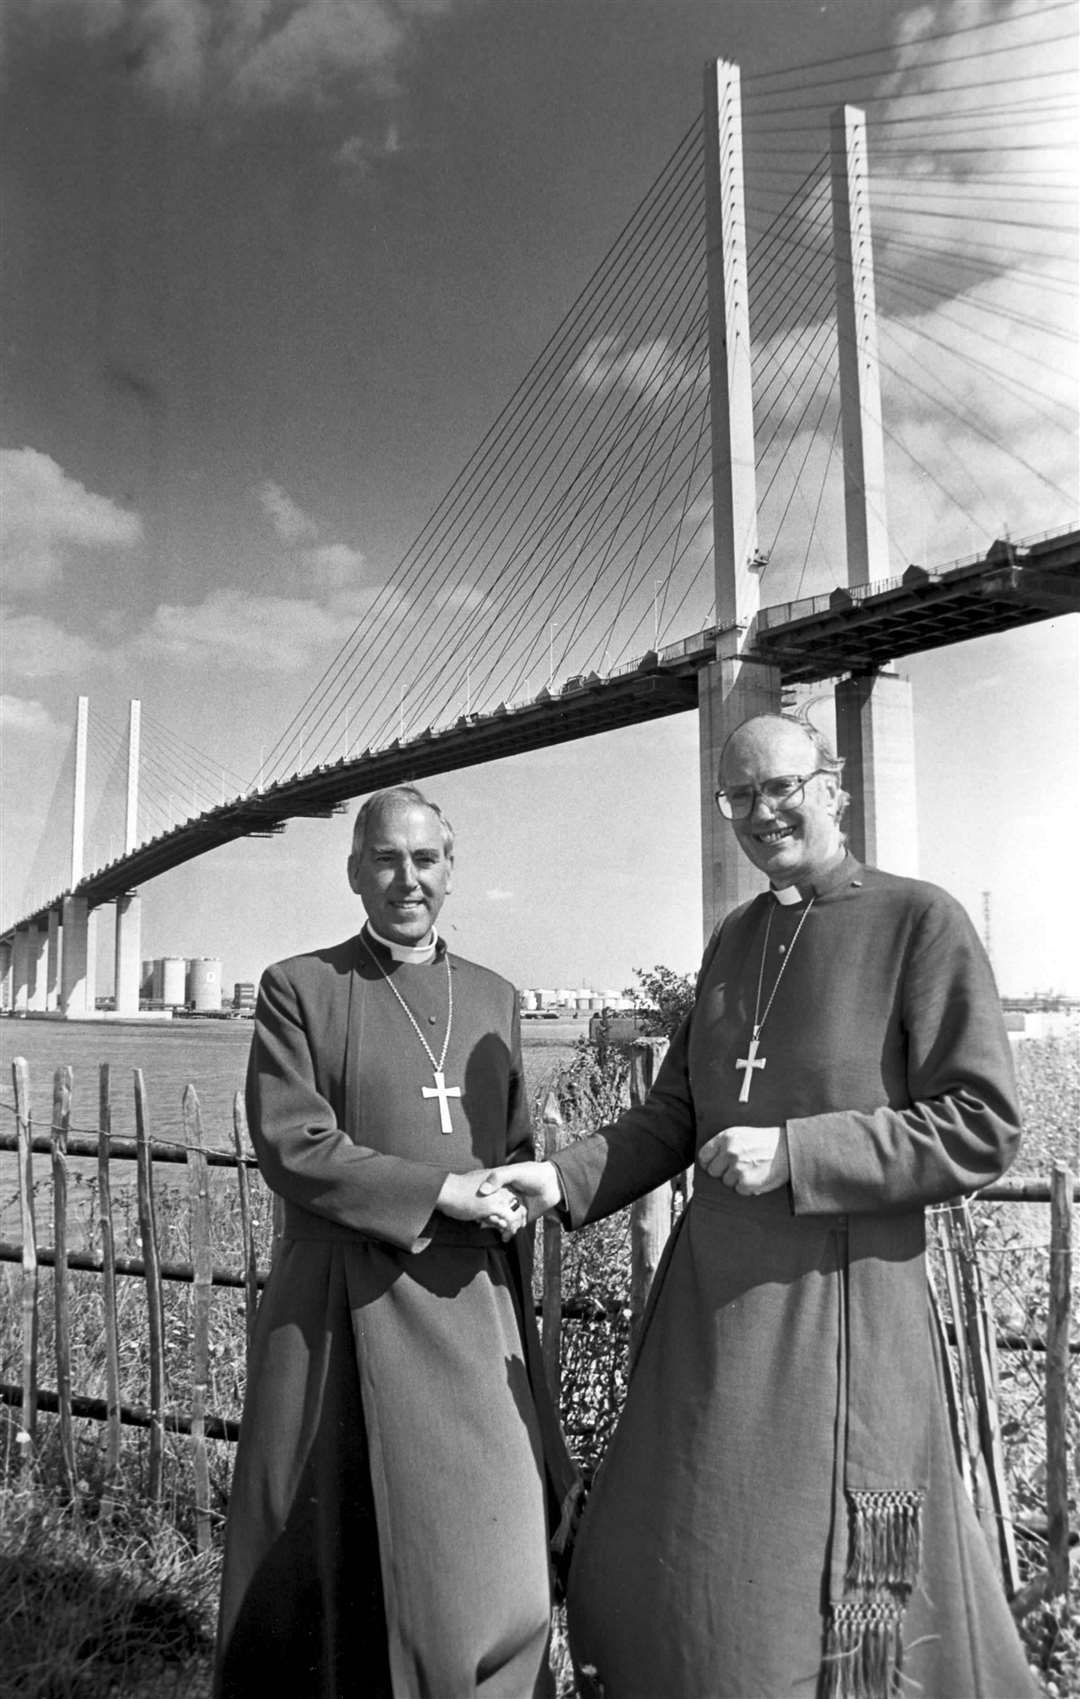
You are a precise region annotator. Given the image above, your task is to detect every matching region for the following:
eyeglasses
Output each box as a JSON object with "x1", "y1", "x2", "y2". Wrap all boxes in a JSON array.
[{"x1": 714, "y1": 771, "x2": 828, "y2": 820}]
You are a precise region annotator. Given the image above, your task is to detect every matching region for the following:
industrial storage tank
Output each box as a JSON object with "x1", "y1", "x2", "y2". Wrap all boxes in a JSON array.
[
  {"x1": 187, "y1": 957, "x2": 223, "y2": 1014},
  {"x1": 155, "y1": 957, "x2": 187, "y2": 1007},
  {"x1": 519, "y1": 989, "x2": 539, "y2": 1012}
]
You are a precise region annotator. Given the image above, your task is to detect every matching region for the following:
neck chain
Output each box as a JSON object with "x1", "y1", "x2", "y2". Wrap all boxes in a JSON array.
[
  {"x1": 734, "y1": 896, "x2": 816, "y2": 1103},
  {"x1": 360, "y1": 932, "x2": 461, "y2": 1133}
]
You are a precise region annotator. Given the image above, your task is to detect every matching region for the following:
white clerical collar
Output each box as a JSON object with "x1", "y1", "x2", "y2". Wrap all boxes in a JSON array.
[
  {"x1": 366, "y1": 924, "x2": 439, "y2": 965},
  {"x1": 771, "y1": 848, "x2": 858, "y2": 906},
  {"x1": 771, "y1": 883, "x2": 803, "y2": 907}
]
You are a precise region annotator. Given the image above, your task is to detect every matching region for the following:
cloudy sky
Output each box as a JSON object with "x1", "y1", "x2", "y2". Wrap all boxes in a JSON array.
[{"x1": 1, "y1": 0, "x2": 1077, "y2": 998}]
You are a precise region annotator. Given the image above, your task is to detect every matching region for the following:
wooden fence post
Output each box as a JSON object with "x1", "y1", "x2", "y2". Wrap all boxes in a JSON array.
[
  {"x1": 50, "y1": 1066, "x2": 75, "y2": 1498},
  {"x1": 97, "y1": 1063, "x2": 123, "y2": 1501},
  {"x1": 183, "y1": 1086, "x2": 213, "y2": 1553},
  {"x1": 134, "y1": 1069, "x2": 166, "y2": 1502},
  {"x1": 13, "y1": 1057, "x2": 38, "y2": 1463},
  {"x1": 539, "y1": 1090, "x2": 564, "y2": 1404},
  {"x1": 628, "y1": 1038, "x2": 671, "y2": 1352},
  {"x1": 231, "y1": 1093, "x2": 260, "y2": 1358},
  {"x1": 1047, "y1": 1162, "x2": 1073, "y2": 1600}
]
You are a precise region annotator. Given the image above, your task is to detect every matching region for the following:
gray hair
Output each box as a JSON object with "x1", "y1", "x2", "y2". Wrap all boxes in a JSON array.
[{"x1": 351, "y1": 785, "x2": 455, "y2": 857}]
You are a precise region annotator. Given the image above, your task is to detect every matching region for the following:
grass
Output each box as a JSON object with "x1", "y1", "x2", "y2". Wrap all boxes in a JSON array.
[
  {"x1": 0, "y1": 1472, "x2": 219, "y2": 1699},
  {"x1": 0, "y1": 1033, "x2": 1076, "y2": 1695}
]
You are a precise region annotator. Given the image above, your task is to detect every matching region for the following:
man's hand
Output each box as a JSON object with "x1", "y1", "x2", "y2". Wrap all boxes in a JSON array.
[
  {"x1": 480, "y1": 1161, "x2": 563, "y2": 1224},
  {"x1": 436, "y1": 1170, "x2": 529, "y2": 1240},
  {"x1": 697, "y1": 1125, "x2": 790, "y2": 1195}
]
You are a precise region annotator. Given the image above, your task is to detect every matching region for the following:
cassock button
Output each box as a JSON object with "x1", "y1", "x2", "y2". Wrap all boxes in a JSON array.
[
  {"x1": 778, "y1": 944, "x2": 786, "y2": 954},
  {"x1": 428, "y1": 1014, "x2": 437, "y2": 1024}
]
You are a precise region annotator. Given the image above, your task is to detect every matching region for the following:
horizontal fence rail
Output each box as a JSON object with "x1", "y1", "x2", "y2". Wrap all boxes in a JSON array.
[{"x1": 0, "y1": 1050, "x2": 1074, "y2": 1603}]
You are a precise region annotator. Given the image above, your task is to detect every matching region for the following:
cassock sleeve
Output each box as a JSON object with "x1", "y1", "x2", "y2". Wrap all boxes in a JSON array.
[
  {"x1": 786, "y1": 888, "x2": 1022, "y2": 1214},
  {"x1": 246, "y1": 961, "x2": 449, "y2": 1252},
  {"x1": 550, "y1": 1013, "x2": 699, "y2": 1227}
]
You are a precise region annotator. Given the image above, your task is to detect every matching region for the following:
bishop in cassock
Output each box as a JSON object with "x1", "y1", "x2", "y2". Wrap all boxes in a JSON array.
[
  {"x1": 214, "y1": 785, "x2": 578, "y2": 1699},
  {"x1": 487, "y1": 714, "x2": 1035, "y2": 1699}
]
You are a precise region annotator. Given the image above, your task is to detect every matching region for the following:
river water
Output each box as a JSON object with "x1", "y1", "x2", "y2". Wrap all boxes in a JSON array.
[{"x1": 0, "y1": 1012, "x2": 585, "y2": 1151}]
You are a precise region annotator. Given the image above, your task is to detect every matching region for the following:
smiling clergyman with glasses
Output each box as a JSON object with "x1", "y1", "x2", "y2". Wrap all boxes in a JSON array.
[{"x1": 488, "y1": 712, "x2": 1034, "y2": 1699}]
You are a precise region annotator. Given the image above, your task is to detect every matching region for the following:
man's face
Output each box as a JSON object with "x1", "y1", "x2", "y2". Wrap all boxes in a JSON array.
[
  {"x1": 347, "y1": 802, "x2": 453, "y2": 946},
  {"x1": 720, "y1": 721, "x2": 842, "y2": 888}
]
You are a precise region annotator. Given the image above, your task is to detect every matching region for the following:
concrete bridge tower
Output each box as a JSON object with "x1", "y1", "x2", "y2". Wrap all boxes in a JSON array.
[
  {"x1": 60, "y1": 695, "x2": 95, "y2": 1016},
  {"x1": 113, "y1": 700, "x2": 143, "y2": 1015},
  {"x1": 829, "y1": 104, "x2": 917, "y2": 876},
  {"x1": 698, "y1": 70, "x2": 916, "y2": 938},
  {"x1": 698, "y1": 59, "x2": 782, "y2": 933}
]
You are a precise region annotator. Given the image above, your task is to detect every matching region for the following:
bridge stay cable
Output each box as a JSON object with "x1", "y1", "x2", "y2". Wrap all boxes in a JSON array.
[{"x1": 253, "y1": 120, "x2": 703, "y2": 782}]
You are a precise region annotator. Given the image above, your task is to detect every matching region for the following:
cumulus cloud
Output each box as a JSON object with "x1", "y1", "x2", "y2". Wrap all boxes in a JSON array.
[
  {"x1": 257, "y1": 480, "x2": 320, "y2": 545},
  {"x1": 255, "y1": 478, "x2": 368, "y2": 588},
  {"x1": 0, "y1": 612, "x2": 108, "y2": 680},
  {"x1": 137, "y1": 582, "x2": 406, "y2": 671},
  {"x1": 0, "y1": 695, "x2": 66, "y2": 738},
  {"x1": 14, "y1": 0, "x2": 457, "y2": 110},
  {"x1": 0, "y1": 448, "x2": 142, "y2": 594},
  {"x1": 305, "y1": 542, "x2": 367, "y2": 590},
  {"x1": 334, "y1": 119, "x2": 405, "y2": 176},
  {"x1": 484, "y1": 888, "x2": 514, "y2": 902},
  {"x1": 140, "y1": 589, "x2": 354, "y2": 670},
  {"x1": 574, "y1": 335, "x2": 706, "y2": 412}
]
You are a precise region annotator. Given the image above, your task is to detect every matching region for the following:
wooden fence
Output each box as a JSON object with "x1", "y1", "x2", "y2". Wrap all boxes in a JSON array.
[{"x1": 0, "y1": 1047, "x2": 1074, "y2": 1612}]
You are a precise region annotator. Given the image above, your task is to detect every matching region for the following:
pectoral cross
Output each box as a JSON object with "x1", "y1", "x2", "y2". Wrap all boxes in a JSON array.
[
  {"x1": 735, "y1": 1030, "x2": 766, "y2": 1103},
  {"x1": 422, "y1": 1068, "x2": 462, "y2": 1134}
]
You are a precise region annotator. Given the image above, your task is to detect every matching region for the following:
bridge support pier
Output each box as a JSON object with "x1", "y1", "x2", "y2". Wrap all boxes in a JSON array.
[
  {"x1": 60, "y1": 895, "x2": 95, "y2": 1018},
  {"x1": 27, "y1": 921, "x2": 49, "y2": 1013},
  {"x1": 0, "y1": 940, "x2": 11, "y2": 1012},
  {"x1": 835, "y1": 670, "x2": 918, "y2": 874},
  {"x1": 114, "y1": 894, "x2": 142, "y2": 1017},
  {"x1": 11, "y1": 928, "x2": 30, "y2": 1014},
  {"x1": 46, "y1": 908, "x2": 61, "y2": 1011},
  {"x1": 699, "y1": 653, "x2": 782, "y2": 937}
]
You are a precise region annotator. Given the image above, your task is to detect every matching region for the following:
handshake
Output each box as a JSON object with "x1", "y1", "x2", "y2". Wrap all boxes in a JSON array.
[{"x1": 436, "y1": 1161, "x2": 563, "y2": 1241}]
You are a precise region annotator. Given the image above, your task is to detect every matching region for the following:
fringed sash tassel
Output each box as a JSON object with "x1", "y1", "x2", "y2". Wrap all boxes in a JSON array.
[
  {"x1": 822, "y1": 1599, "x2": 904, "y2": 1699},
  {"x1": 821, "y1": 1489, "x2": 924, "y2": 1699},
  {"x1": 847, "y1": 1488, "x2": 923, "y2": 1590}
]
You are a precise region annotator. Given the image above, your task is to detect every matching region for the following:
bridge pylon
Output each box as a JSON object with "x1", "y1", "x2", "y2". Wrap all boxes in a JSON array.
[
  {"x1": 829, "y1": 102, "x2": 917, "y2": 875},
  {"x1": 59, "y1": 695, "x2": 93, "y2": 1016},
  {"x1": 113, "y1": 701, "x2": 143, "y2": 1016},
  {"x1": 699, "y1": 73, "x2": 918, "y2": 937},
  {"x1": 699, "y1": 58, "x2": 782, "y2": 935}
]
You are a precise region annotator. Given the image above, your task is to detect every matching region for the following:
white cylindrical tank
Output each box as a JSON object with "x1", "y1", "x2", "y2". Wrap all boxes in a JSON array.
[
  {"x1": 156, "y1": 957, "x2": 186, "y2": 1006},
  {"x1": 187, "y1": 957, "x2": 222, "y2": 1013},
  {"x1": 519, "y1": 989, "x2": 539, "y2": 1012}
]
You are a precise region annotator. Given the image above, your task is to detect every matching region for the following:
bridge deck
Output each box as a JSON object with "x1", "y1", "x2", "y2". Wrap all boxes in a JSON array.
[
  {"x1": 5, "y1": 526, "x2": 1077, "y2": 937},
  {"x1": 751, "y1": 530, "x2": 1079, "y2": 683}
]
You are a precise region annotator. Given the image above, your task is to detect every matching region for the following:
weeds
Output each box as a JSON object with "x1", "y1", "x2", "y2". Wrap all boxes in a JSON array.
[{"x1": 0, "y1": 1035, "x2": 1076, "y2": 1694}]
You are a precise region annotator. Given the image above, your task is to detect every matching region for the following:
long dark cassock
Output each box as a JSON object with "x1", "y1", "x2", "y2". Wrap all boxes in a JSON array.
[
  {"x1": 552, "y1": 854, "x2": 1037, "y2": 1699},
  {"x1": 214, "y1": 931, "x2": 578, "y2": 1699}
]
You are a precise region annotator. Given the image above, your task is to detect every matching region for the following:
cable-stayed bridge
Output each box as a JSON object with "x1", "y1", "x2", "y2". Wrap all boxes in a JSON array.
[{"x1": 4, "y1": 9, "x2": 1078, "y2": 1014}]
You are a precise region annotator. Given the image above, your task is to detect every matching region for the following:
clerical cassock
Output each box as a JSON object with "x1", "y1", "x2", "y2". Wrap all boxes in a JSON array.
[
  {"x1": 214, "y1": 928, "x2": 578, "y2": 1699},
  {"x1": 552, "y1": 854, "x2": 1036, "y2": 1699}
]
